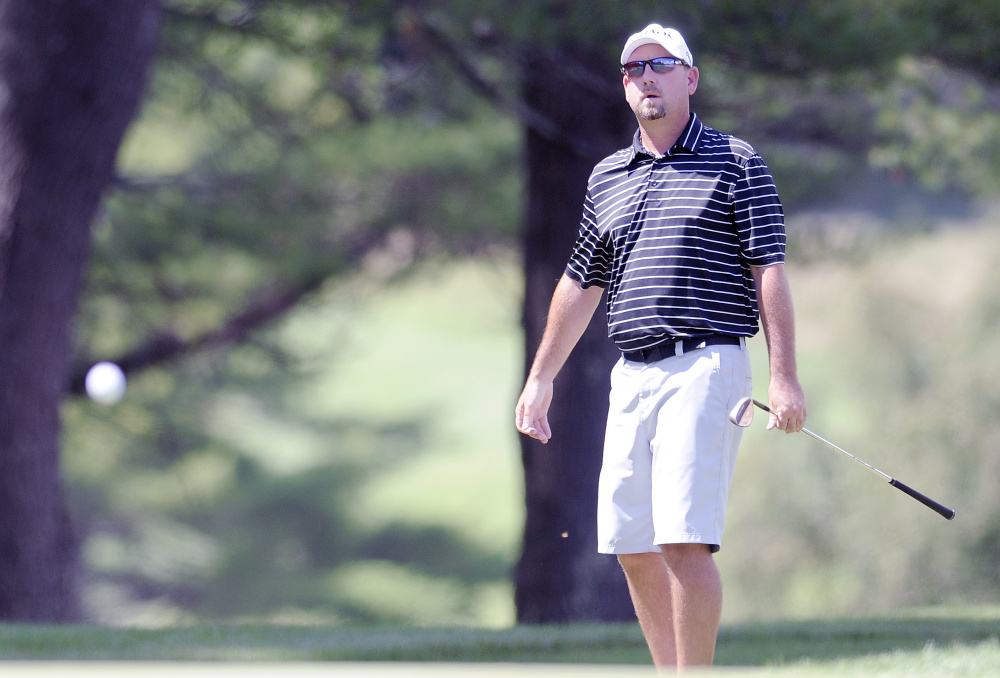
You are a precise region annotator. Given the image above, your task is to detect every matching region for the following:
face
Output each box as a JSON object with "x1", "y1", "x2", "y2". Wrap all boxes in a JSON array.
[{"x1": 622, "y1": 43, "x2": 699, "y2": 122}]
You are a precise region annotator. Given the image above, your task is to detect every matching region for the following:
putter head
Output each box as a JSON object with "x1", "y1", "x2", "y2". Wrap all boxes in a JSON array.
[{"x1": 728, "y1": 397, "x2": 754, "y2": 427}]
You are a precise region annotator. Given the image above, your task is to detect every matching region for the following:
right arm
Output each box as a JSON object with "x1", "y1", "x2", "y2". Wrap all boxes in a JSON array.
[{"x1": 515, "y1": 273, "x2": 604, "y2": 444}]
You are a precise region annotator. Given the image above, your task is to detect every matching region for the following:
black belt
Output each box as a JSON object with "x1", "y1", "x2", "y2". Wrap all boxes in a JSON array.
[{"x1": 622, "y1": 335, "x2": 742, "y2": 363}]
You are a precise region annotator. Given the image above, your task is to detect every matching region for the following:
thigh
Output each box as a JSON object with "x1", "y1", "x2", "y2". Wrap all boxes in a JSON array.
[
  {"x1": 596, "y1": 358, "x2": 660, "y2": 555},
  {"x1": 649, "y1": 344, "x2": 752, "y2": 550}
]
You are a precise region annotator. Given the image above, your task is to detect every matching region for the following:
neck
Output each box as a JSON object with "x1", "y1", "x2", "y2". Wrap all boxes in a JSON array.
[{"x1": 639, "y1": 111, "x2": 691, "y2": 156}]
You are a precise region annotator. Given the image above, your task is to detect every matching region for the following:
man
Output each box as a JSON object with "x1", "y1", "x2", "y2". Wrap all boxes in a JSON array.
[{"x1": 514, "y1": 24, "x2": 807, "y2": 669}]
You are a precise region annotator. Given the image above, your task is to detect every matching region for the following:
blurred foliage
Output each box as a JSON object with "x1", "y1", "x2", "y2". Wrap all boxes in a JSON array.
[
  {"x1": 60, "y1": 0, "x2": 1000, "y2": 624},
  {"x1": 871, "y1": 57, "x2": 1000, "y2": 194},
  {"x1": 66, "y1": 260, "x2": 522, "y2": 625},
  {"x1": 723, "y1": 215, "x2": 1000, "y2": 620}
]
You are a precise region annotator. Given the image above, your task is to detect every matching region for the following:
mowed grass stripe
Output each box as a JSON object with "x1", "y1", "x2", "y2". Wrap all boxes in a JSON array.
[
  {"x1": 0, "y1": 624, "x2": 648, "y2": 662},
  {"x1": 0, "y1": 614, "x2": 997, "y2": 673}
]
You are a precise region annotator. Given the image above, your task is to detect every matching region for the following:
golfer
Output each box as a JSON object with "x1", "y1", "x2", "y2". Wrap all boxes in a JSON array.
[{"x1": 515, "y1": 24, "x2": 807, "y2": 669}]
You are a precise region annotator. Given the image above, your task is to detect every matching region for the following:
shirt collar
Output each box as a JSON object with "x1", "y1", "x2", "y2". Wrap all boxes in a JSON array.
[{"x1": 625, "y1": 113, "x2": 705, "y2": 165}]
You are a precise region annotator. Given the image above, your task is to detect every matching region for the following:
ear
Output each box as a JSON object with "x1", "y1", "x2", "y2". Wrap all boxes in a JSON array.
[{"x1": 687, "y1": 66, "x2": 700, "y2": 95}]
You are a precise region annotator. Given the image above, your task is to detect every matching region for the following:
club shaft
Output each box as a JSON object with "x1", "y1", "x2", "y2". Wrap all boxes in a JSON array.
[
  {"x1": 750, "y1": 399, "x2": 955, "y2": 520},
  {"x1": 799, "y1": 428, "x2": 891, "y2": 482}
]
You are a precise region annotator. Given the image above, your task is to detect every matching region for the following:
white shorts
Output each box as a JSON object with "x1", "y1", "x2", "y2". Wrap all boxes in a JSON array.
[{"x1": 596, "y1": 342, "x2": 752, "y2": 554}]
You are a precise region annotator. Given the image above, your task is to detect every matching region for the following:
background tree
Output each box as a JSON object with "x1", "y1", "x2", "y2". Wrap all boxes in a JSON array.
[
  {"x1": 513, "y1": 42, "x2": 632, "y2": 623},
  {"x1": 9, "y1": 0, "x2": 998, "y2": 623},
  {"x1": 0, "y1": 0, "x2": 160, "y2": 620},
  {"x1": 66, "y1": 0, "x2": 528, "y2": 622}
]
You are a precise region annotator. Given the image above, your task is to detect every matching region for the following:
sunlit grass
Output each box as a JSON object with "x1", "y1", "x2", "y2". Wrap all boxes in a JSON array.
[{"x1": 0, "y1": 612, "x2": 998, "y2": 676}]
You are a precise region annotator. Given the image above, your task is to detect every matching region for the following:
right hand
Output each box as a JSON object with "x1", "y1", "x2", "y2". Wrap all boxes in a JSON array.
[{"x1": 515, "y1": 378, "x2": 554, "y2": 444}]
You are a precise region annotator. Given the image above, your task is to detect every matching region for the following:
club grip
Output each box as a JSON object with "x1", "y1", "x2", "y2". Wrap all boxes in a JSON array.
[{"x1": 889, "y1": 479, "x2": 956, "y2": 520}]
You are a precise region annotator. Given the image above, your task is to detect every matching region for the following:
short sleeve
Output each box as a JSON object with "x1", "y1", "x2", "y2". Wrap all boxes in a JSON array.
[
  {"x1": 564, "y1": 189, "x2": 612, "y2": 288},
  {"x1": 734, "y1": 153, "x2": 786, "y2": 267}
]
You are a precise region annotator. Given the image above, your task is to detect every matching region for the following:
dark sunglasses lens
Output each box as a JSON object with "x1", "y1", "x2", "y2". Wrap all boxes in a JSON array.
[
  {"x1": 648, "y1": 58, "x2": 675, "y2": 73},
  {"x1": 625, "y1": 58, "x2": 680, "y2": 77},
  {"x1": 625, "y1": 63, "x2": 645, "y2": 78}
]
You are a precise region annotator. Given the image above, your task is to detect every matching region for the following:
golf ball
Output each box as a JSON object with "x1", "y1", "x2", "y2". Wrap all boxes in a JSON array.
[{"x1": 85, "y1": 361, "x2": 127, "y2": 405}]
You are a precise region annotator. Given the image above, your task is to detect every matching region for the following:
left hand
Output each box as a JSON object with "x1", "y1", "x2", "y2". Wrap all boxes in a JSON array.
[{"x1": 767, "y1": 377, "x2": 807, "y2": 433}]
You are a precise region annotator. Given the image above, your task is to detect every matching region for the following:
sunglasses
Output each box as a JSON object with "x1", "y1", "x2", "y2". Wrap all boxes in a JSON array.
[{"x1": 621, "y1": 56, "x2": 687, "y2": 78}]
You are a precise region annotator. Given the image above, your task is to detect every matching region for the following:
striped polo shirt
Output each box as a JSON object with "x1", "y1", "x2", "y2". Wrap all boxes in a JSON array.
[{"x1": 565, "y1": 113, "x2": 786, "y2": 353}]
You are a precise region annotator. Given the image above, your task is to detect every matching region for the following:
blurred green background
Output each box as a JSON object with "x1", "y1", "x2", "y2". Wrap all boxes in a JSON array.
[
  {"x1": 59, "y1": 1, "x2": 1000, "y2": 628},
  {"x1": 67, "y1": 257, "x2": 525, "y2": 626}
]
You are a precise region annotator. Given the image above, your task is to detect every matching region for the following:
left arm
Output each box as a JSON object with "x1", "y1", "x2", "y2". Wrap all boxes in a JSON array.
[{"x1": 751, "y1": 263, "x2": 807, "y2": 432}]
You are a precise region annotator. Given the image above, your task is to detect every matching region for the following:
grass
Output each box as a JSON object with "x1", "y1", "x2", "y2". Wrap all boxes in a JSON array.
[{"x1": 0, "y1": 611, "x2": 998, "y2": 676}]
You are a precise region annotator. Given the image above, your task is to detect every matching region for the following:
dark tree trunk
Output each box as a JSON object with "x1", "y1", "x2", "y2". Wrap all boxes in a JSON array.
[
  {"x1": 514, "y1": 44, "x2": 636, "y2": 622},
  {"x1": 0, "y1": 0, "x2": 160, "y2": 621}
]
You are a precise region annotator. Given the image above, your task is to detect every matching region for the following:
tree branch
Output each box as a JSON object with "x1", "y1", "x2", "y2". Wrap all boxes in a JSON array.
[
  {"x1": 417, "y1": 20, "x2": 603, "y2": 159},
  {"x1": 68, "y1": 274, "x2": 324, "y2": 396},
  {"x1": 67, "y1": 226, "x2": 401, "y2": 396}
]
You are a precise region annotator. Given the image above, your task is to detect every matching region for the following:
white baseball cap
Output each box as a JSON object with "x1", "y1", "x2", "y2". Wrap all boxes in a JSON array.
[{"x1": 620, "y1": 24, "x2": 693, "y2": 66}]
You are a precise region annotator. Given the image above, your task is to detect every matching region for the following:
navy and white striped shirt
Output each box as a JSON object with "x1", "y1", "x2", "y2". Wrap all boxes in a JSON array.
[{"x1": 565, "y1": 113, "x2": 786, "y2": 352}]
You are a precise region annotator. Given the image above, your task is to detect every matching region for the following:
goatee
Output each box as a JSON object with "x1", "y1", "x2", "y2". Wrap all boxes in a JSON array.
[{"x1": 638, "y1": 99, "x2": 666, "y2": 121}]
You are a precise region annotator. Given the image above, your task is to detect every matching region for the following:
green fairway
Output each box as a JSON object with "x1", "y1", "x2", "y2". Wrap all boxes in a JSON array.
[{"x1": 0, "y1": 610, "x2": 997, "y2": 675}]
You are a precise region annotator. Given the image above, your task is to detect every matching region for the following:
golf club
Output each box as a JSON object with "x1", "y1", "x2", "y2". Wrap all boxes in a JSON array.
[{"x1": 729, "y1": 397, "x2": 956, "y2": 520}]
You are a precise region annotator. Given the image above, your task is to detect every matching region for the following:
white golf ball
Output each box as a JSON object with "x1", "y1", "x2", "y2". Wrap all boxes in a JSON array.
[{"x1": 85, "y1": 361, "x2": 127, "y2": 405}]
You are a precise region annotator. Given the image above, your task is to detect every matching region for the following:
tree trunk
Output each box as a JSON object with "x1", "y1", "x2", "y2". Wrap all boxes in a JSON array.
[
  {"x1": 0, "y1": 0, "x2": 160, "y2": 621},
  {"x1": 514, "y1": 44, "x2": 636, "y2": 622}
]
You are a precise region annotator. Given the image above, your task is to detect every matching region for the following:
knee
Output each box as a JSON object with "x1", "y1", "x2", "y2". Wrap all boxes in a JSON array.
[
  {"x1": 617, "y1": 551, "x2": 661, "y2": 575},
  {"x1": 659, "y1": 543, "x2": 713, "y2": 566}
]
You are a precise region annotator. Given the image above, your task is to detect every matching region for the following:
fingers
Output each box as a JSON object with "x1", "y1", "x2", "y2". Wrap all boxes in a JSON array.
[
  {"x1": 765, "y1": 400, "x2": 807, "y2": 433},
  {"x1": 766, "y1": 379, "x2": 807, "y2": 433},
  {"x1": 765, "y1": 411, "x2": 803, "y2": 432},
  {"x1": 515, "y1": 380, "x2": 554, "y2": 444},
  {"x1": 515, "y1": 403, "x2": 551, "y2": 443},
  {"x1": 518, "y1": 417, "x2": 552, "y2": 444}
]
